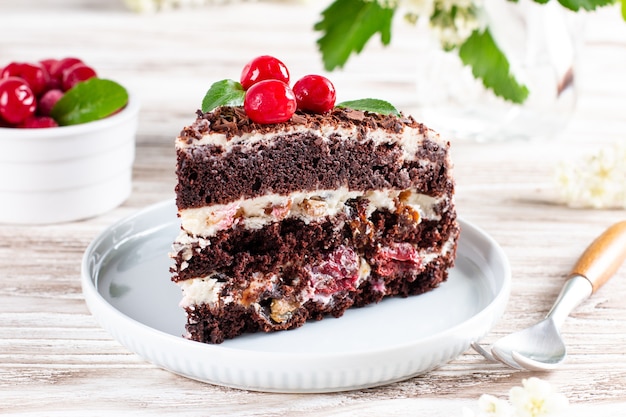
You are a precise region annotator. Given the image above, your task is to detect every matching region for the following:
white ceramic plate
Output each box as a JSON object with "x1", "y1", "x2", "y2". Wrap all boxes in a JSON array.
[{"x1": 81, "y1": 199, "x2": 511, "y2": 393}]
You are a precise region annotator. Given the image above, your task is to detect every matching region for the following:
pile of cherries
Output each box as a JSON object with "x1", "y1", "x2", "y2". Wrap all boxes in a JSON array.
[
  {"x1": 240, "y1": 55, "x2": 336, "y2": 124},
  {"x1": 0, "y1": 57, "x2": 97, "y2": 128}
]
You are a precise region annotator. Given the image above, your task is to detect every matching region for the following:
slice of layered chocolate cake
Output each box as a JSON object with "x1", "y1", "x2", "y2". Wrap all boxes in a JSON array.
[{"x1": 170, "y1": 57, "x2": 459, "y2": 344}]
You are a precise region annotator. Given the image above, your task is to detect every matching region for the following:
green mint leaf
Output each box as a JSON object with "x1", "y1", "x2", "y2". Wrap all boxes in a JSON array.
[
  {"x1": 458, "y1": 28, "x2": 529, "y2": 104},
  {"x1": 622, "y1": 0, "x2": 626, "y2": 20},
  {"x1": 314, "y1": 0, "x2": 395, "y2": 71},
  {"x1": 336, "y1": 98, "x2": 400, "y2": 116},
  {"x1": 51, "y1": 78, "x2": 129, "y2": 126},
  {"x1": 556, "y1": 0, "x2": 614, "y2": 11},
  {"x1": 201, "y1": 79, "x2": 245, "y2": 112}
]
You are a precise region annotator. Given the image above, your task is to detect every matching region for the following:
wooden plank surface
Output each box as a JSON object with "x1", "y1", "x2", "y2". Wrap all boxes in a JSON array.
[{"x1": 1, "y1": 1, "x2": 626, "y2": 415}]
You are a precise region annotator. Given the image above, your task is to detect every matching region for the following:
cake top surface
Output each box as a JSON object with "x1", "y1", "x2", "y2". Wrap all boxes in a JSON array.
[
  {"x1": 178, "y1": 106, "x2": 434, "y2": 145},
  {"x1": 178, "y1": 55, "x2": 444, "y2": 149}
]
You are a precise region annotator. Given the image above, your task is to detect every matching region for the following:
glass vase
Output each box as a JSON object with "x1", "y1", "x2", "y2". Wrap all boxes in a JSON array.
[{"x1": 412, "y1": 0, "x2": 580, "y2": 142}]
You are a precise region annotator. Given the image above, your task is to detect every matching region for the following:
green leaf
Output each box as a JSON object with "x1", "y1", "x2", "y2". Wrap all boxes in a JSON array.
[
  {"x1": 336, "y1": 98, "x2": 400, "y2": 116},
  {"x1": 556, "y1": 0, "x2": 614, "y2": 11},
  {"x1": 622, "y1": 0, "x2": 626, "y2": 20},
  {"x1": 458, "y1": 28, "x2": 529, "y2": 104},
  {"x1": 51, "y1": 78, "x2": 128, "y2": 126},
  {"x1": 201, "y1": 79, "x2": 245, "y2": 112},
  {"x1": 314, "y1": 0, "x2": 395, "y2": 71}
]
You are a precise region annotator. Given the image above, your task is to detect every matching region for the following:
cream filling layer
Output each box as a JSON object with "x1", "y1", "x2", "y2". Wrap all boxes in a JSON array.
[
  {"x1": 179, "y1": 187, "x2": 445, "y2": 237},
  {"x1": 176, "y1": 124, "x2": 443, "y2": 162},
  {"x1": 176, "y1": 233, "x2": 457, "y2": 309},
  {"x1": 178, "y1": 276, "x2": 227, "y2": 308}
]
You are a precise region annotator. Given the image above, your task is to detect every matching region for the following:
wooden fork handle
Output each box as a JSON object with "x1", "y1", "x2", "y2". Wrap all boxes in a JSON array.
[{"x1": 569, "y1": 221, "x2": 626, "y2": 293}]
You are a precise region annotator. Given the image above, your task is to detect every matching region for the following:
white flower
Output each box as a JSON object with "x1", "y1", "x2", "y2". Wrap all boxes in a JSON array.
[
  {"x1": 437, "y1": 0, "x2": 474, "y2": 10},
  {"x1": 363, "y1": 0, "x2": 400, "y2": 7},
  {"x1": 464, "y1": 378, "x2": 569, "y2": 417},
  {"x1": 508, "y1": 377, "x2": 569, "y2": 417},
  {"x1": 478, "y1": 394, "x2": 515, "y2": 417},
  {"x1": 123, "y1": 0, "x2": 307, "y2": 12},
  {"x1": 123, "y1": 0, "x2": 209, "y2": 12},
  {"x1": 398, "y1": 0, "x2": 482, "y2": 49},
  {"x1": 462, "y1": 394, "x2": 514, "y2": 417},
  {"x1": 123, "y1": 0, "x2": 160, "y2": 12},
  {"x1": 556, "y1": 141, "x2": 626, "y2": 209},
  {"x1": 402, "y1": 0, "x2": 435, "y2": 20}
]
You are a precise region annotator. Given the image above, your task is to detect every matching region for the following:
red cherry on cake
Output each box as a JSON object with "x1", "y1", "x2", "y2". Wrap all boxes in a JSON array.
[
  {"x1": 0, "y1": 77, "x2": 37, "y2": 124},
  {"x1": 240, "y1": 55, "x2": 290, "y2": 90},
  {"x1": 62, "y1": 64, "x2": 97, "y2": 91},
  {"x1": 293, "y1": 74, "x2": 336, "y2": 114},
  {"x1": 244, "y1": 79, "x2": 297, "y2": 124},
  {"x1": 0, "y1": 62, "x2": 50, "y2": 96}
]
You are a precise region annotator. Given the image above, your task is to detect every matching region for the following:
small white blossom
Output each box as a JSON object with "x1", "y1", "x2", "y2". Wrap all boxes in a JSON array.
[
  {"x1": 477, "y1": 394, "x2": 515, "y2": 417},
  {"x1": 508, "y1": 377, "x2": 569, "y2": 417},
  {"x1": 462, "y1": 396, "x2": 515, "y2": 417},
  {"x1": 123, "y1": 0, "x2": 225, "y2": 12},
  {"x1": 402, "y1": 0, "x2": 435, "y2": 20},
  {"x1": 464, "y1": 378, "x2": 569, "y2": 417},
  {"x1": 437, "y1": 0, "x2": 474, "y2": 10},
  {"x1": 359, "y1": 0, "x2": 399, "y2": 6},
  {"x1": 123, "y1": 0, "x2": 160, "y2": 12},
  {"x1": 398, "y1": 0, "x2": 482, "y2": 49},
  {"x1": 123, "y1": 0, "x2": 307, "y2": 12},
  {"x1": 556, "y1": 141, "x2": 626, "y2": 209}
]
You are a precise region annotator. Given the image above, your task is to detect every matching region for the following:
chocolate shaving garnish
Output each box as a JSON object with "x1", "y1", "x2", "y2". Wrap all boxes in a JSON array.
[
  {"x1": 344, "y1": 109, "x2": 366, "y2": 121},
  {"x1": 178, "y1": 106, "x2": 428, "y2": 144},
  {"x1": 291, "y1": 113, "x2": 307, "y2": 124}
]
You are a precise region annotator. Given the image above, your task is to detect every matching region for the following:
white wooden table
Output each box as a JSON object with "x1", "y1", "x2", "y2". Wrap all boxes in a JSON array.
[{"x1": 1, "y1": 1, "x2": 626, "y2": 415}]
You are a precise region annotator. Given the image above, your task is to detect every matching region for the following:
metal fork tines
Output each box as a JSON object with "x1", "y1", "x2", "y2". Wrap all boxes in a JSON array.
[
  {"x1": 471, "y1": 341, "x2": 524, "y2": 370},
  {"x1": 471, "y1": 340, "x2": 564, "y2": 371}
]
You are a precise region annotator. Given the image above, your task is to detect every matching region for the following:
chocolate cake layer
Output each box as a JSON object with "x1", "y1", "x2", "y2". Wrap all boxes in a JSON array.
[
  {"x1": 172, "y1": 204, "x2": 457, "y2": 282},
  {"x1": 183, "y1": 251, "x2": 456, "y2": 344},
  {"x1": 176, "y1": 132, "x2": 451, "y2": 209}
]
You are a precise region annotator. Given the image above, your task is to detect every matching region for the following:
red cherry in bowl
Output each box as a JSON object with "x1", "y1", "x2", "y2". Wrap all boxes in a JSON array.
[
  {"x1": 38, "y1": 89, "x2": 64, "y2": 117},
  {"x1": 0, "y1": 77, "x2": 37, "y2": 124},
  {"x1": 0, "y1": 62, "x2": 50, "y2": 96},
  {"x1": 240, "y1": 55, "x2": 290, "y2": 90},
  {"x1": 18, "y1": 116, "x2": 59, "y2": 128},
  {"x1": 62, "y1": 64, "x2": 97, "y2": 91},
  {"x1": 293, "y1": 74, "x2": 336, "y2": 114},
  {"x1": 39, "y1": 58, "x2": 58, "y2": 75},
  {"x1": 39, "y1": 58, "x2": 61, "y2": 89},
  {"x1": 50, "y1": 57, "x2": 83, "y2": 82},
  {"x1": 244, "y1": 79, "x2": 297, "y2": 124}
]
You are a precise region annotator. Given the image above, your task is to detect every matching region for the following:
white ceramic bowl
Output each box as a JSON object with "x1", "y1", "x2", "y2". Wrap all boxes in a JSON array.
[{"x1": 0, "y1": 95, "x2": 139, "y2": 224}]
